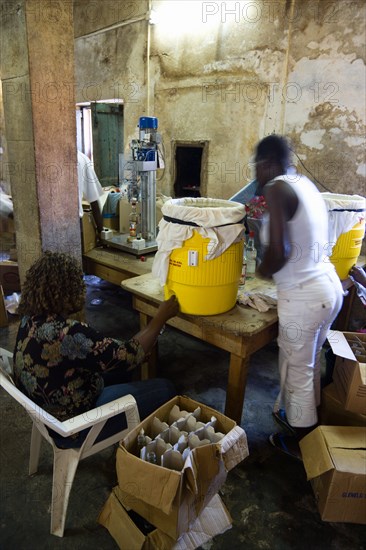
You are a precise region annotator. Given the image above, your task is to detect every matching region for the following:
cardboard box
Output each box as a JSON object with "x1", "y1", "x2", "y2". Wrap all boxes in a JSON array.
[
  {"x1": 300, "y1": 426, "x2": 366, "y2": 524},
  {"x1": 0, "y1": 261, "x2": 20, "y2": 292},
  {"x1": 103, "y1": 214, "x2": 119, "y2": 231},
  {"x1": 320, "y1": 383, "x2": 366, "y2": 427},
  {"x1": 98, "y1": 487, "x2": 232, "y2": 550},
  {"x1": 81, "y1": 212, "x2": 97, "y2": 253},
  {"x1": 119, "y1": 199, "x2": 131, "y2": 234},
  {"x1": 328, "y1": 331, "x2": 366, "y2": 414},
  {"x1": 116, "y1": 396, "x2": 249, "y2": 540}
]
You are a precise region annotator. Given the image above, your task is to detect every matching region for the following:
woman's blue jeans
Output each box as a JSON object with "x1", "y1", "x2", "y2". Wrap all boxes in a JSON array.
[{"x1": 51, "y1": 377, "x2": 176, "y2": 449}]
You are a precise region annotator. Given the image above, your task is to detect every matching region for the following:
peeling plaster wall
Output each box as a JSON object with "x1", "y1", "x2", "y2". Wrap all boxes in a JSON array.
[
  {"x1": 73, "y1": 0, "x2": 365, "y2": 200},
  {"x1": 74, "y1": 20, "x2": 148, "y2": 149},
  {"x1": 282, "y1": 1, "x2": 366, "y2": 195},
  {"x1": 73, "y1": 0, "x2": 149, "y2": 172}
]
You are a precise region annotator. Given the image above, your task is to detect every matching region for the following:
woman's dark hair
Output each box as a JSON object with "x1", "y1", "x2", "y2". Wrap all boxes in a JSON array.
[
  {"x1": 18, "y1": 251, "x2": 86, "y2": 316},
  {"x1": 255, "y1": 135, "x2": 290, "y2": 168}
]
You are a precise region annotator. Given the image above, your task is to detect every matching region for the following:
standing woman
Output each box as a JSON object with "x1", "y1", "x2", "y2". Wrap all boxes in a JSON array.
[{"x1": 255, "y1": 135, "x2": 344, "y2": 459}]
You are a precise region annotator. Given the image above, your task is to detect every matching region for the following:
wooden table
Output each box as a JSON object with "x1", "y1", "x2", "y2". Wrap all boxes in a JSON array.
[
  {"x1": 82, "y1": 247, "x2": 155, "y2": 285},
  {"x1": 122, "y1": 273, "x2": 279, "y2": 424},
  {"x1": 84, "y1": 246, "x2": 364, "y2": 423}
]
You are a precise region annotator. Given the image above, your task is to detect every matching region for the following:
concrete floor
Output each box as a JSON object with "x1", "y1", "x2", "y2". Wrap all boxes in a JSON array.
[{"x1": 0, "y1": 275, "x2": 365, "y2": 550}]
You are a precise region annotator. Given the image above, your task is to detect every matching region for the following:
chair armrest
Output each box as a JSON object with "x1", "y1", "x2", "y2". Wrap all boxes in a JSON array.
[
  {"x1": 45, "y1": 394, "x2": 139, "y2": 437},
  {"x1": 1, "y1": 349, "x2": 140, "y2": 438},
  {"x1": 0, "y1": 348, "x2": 14, "y2": 377},
  {"x1": 0, "y1": 348, "x2": 13, "y2": 358}
]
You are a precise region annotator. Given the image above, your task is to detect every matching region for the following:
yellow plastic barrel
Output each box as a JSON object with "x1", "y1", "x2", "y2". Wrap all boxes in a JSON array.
[
  {"x1": 322, "y1": 193, "x2": 365, "y2": 280},
  {"x1": 165, "y1": 231, "x2": 244, "y2": 315},
  {"x1": 329, "y1": 220, "x2": 365, "y2": 279},
  {"x1": 160, "y1": 198, "x2": 245, "y2": 315}
]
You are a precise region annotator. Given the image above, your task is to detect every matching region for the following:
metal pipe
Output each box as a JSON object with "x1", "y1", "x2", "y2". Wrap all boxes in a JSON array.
[
  {"x1": 147, "y1": 0, "x2": 152, "y2": 116},
  {"x1": 75, "y1": 15, "x2": 146, "y2": 40}
]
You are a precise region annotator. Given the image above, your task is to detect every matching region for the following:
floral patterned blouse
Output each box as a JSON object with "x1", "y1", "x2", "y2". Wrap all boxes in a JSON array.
[{"x1": 13, "y1": 314, "x2": 145, "y2": 421}]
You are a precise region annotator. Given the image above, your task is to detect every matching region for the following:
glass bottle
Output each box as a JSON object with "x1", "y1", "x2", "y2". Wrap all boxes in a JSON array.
[
  {"x1": 245, "y1": 231, "x2": 257, "y2": 278},
  {"x1": 146, "y1": 451, "x2": 157, "y2": 464},
  {"x1": 129, "y1": 200, "x2": 138, "y2": 238},
  {"x1": 137, "y1": 428, "x2": 146, "y2": 453},
  {"x1": 240, "y1": 240, "x2": 247, "y2": 285}
]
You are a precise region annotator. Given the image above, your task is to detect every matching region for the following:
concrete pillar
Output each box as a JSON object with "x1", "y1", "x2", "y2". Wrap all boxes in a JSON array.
[{"x1": 0, "y1": 0, "x2": 81, "y2": 284}]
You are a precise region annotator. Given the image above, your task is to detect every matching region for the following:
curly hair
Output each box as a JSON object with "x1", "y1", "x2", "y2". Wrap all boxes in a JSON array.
[{"x1": 18, "y1": 251, "x2": 86, "y2": 316}]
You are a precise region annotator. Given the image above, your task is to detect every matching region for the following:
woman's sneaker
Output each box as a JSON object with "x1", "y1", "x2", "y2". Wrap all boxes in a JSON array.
[{"x1": 272, "y1": 409, "x2": 297, "y2": 436}]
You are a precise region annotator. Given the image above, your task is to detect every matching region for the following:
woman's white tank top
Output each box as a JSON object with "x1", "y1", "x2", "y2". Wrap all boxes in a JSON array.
[{"x1": 260, "y1": 173, "x2": 336, "y2": 290}]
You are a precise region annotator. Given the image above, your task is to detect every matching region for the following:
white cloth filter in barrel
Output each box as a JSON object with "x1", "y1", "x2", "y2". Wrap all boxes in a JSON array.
[{"x1": 152, "y1": 197, "x2": 245, "y2": 315}]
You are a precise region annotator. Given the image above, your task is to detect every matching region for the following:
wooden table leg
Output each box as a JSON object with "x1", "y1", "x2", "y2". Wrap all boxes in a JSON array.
[
  {"x1": 139, "y1": 312, "x2": 157, "y2": 379},
  {"x1": 225, "y1": 353, "x2": 250, "y2": 424}
]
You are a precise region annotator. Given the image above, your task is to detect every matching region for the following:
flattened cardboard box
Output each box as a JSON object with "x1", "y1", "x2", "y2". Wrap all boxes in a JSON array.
[
  {"x1": 81, "y1": 212, "x2": 97, "y2": 253},
  {"x1": 321, "y1": 383, "x2": 366, "y2": 427},
  {"x1": 328, "y1": 331, "x2": 366, "y2": 415},
  {"x1": 117, "y1": 395, "x2": 249, "y2": 540},
  {"x1": 98, "y1": 487, "x2": 232, "y2": 550},
  {"x1": 300, "y1": 426, "x2": 366, "y2": 524}
]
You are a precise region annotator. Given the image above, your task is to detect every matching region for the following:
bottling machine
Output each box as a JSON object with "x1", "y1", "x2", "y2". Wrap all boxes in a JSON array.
[{"x1": 100, "y1": 116, "x2": 160, "y2": 255}]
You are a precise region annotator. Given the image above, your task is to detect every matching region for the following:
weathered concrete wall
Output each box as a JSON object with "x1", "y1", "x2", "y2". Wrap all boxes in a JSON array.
[
  {"x1": 73, "y1": 0, "x2": 365, "y2": 199},
  {"x1": 73, "y1": 0, "x2": 149, "y2": 174},
  {"x1": 1, "y1": 0, "x2": 43, "y2": 278},
  {"x1": 280, "y1": 1, "x2": 366, "y2": 196},
  {"x1": 0, "y1": 0, "x2": 81, "y2": 282}
]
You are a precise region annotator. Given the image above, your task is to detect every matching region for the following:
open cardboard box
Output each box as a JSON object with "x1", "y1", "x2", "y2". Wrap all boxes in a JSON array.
[
  {"x1": 98, "y1": 487, "x2": 232, "y2": 550},
  {"x1": 327, "y1": 331, "x2": 366, "y2": 414},
  {"x1": 321, "y1": 383, "x2": 366, "y2": 427},
  {"x1": 300, "y1": 426, "x2": 366, "y2": 524},
  {"x1": 116, "y1": 395, "x2": 249, "y2": 540}
]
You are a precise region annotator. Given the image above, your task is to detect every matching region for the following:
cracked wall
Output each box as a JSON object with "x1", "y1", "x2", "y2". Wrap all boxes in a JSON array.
[{"x1": 63, "y1": 0, "x2": 366, "y2": 200}]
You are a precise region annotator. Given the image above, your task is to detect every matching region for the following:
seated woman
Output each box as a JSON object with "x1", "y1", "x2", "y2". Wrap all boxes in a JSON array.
[{"x1": 13, "y1": 251, "x2": 180, "y2": 448}]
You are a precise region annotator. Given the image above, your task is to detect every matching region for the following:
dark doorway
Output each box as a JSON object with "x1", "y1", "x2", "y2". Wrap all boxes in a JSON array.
[{"x1": 174, "y1": 145, "x2": 203, "y2": 198}]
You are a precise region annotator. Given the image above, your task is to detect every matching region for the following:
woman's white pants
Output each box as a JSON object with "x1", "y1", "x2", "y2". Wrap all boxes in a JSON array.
[{"x1": 275, "y1": 270, "x2": 344, "y2": 428}]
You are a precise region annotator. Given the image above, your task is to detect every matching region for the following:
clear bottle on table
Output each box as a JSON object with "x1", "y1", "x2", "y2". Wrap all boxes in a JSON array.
[
  {"x1": 240, "y1": 241, "x2": 247, "y2": 285},
  {"x1": 129, "y1": 199, "x2": 139, "y2": 238},
  {"x1": 245, "y1": 230, "x2": 257, "y2": 279}
]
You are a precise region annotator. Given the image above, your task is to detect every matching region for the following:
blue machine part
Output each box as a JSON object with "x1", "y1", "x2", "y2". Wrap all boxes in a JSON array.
[
  {"x1": 137, "y1": 149, "x2": 156, "y2": 161},
  {"x1": 139, "y1": 116, "x2": 158, "y2": 130},
  {"x1": 229, "y1": 179, "x2": 258, "y2": 204}
]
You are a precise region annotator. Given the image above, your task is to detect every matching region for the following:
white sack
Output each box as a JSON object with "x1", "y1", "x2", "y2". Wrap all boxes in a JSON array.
[
  {"x1": 322, "y1": 193, "x2": 365, "y2": 245},
  {"x1": 152, "y1": 198, "x2": 245, "y2": 286}
]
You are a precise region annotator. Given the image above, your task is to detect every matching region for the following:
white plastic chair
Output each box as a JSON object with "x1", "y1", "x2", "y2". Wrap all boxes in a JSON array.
[{"x1": 0, "y1": 347, "x2": 140, "y2": 537}]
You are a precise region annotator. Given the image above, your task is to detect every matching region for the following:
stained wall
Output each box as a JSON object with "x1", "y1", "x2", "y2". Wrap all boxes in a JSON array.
[
  {"x1": 0, "y1": 0, "x2": 81, "y2": 281},
  {"x1": 73, "y1": 0, "x2": 365, "y2": 200}
]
